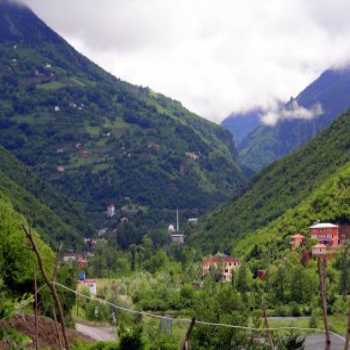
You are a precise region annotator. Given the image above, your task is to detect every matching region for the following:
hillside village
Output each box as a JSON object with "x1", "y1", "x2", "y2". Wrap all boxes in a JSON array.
[{"x1": 2, "y1": 1, "x2": 350, "y2": 350}]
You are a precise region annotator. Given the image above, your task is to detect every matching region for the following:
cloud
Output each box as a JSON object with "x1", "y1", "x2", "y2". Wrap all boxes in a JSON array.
[
  {"x1": 22, "y1": 0, "x2": 350, "y2": 123},
  {"x1": 261, "y1": 100, "x2": 323, "y2": 126}
]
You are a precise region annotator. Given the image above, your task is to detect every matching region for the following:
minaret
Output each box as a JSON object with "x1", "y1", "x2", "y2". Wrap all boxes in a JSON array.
[
  {"x1": 169, "y1": 208, "x2": 184, "y2": 245},
  {"x1": 176, "y1": 208, "x2": 179, "y2": 233}
]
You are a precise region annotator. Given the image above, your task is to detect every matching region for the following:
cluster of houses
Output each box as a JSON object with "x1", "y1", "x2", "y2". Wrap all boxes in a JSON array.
[
  {"x1": 201, "y1": 221, "x2": 349, "y2": 283},
  {"x1": 201, "y1": 253, "x2": 240, "y2": 282},
  {"x1": 291, "y1": 222, "x2": 349, "y2": 257},
  {"x1": 62, "y1": 238, "x2": 98, "y2": 295}
]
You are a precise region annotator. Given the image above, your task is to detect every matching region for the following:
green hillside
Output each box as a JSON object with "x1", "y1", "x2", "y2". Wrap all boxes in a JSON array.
[
  {"x1": 189, "y1": 110, "x2": 350, "y2": 252},
  {"x1": 0, "y1": 191, "x2": 54, "y2": 295},
  {"x1": 0, "y1": 1, "x2": 245, "y2": 242},
  {"x1": 0, "y1": 145, "x2": 90, "y2": 246},
  {"x1": 235, "y1": 161, "x2": 350, "y2": 259}
]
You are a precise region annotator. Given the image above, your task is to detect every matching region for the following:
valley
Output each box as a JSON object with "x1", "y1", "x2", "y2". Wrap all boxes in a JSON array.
[{"x1": 1, "y1": 0, "x2": 350, "y2": 349}]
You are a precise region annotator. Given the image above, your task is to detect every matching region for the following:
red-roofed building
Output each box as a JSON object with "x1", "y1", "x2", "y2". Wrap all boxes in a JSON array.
[
  {"x1": 202, "y1": 253, "x2": 240, "y2": 282},
  {"x1": 256, "y1": 269, "x2": 267, "y2": 280},
  {"x1": 77, "y1": 256, "x2": 88, "y2": 269},
  {"x1": 310, "y1": 223, "x2": 339, "y2": 247},
  {"x1": 290, "y1": 234, "x2": 305, "y2": 250}
]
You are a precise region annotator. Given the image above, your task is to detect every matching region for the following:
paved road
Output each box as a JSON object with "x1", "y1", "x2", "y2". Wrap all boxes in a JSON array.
[
  {"x1": 76, "y1": 323, "x2": 116, "y2": 341},
  {"x1": 305, "y1": 333, "x2": 345, "y2": 350}
]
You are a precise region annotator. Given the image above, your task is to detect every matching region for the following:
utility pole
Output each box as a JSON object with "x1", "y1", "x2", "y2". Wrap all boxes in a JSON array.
[
  {"x1": 33, "y1": 266, "x2": 39, "y2": 350},
  {"x1": 23, "y1": 225, "x2": 70, "y2": 350},
  {"x1": 263, "y1": 307, "x2": 274, "y2": 350},
  {"x1": 345, "y1": 304, "x2": 350, "y2": 350},
  {"x1": 181, "y1": 317, "x2": 196, "y2": 350},
  {"x1": 318, "y1": 256, "x2": 331, "y2": 350}
]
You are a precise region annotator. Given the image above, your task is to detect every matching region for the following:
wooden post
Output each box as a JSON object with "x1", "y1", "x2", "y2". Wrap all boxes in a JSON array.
[
  {"x1": 318, "y1": 257, "x2": 331, "y2": 350},
  {"x1": 52, "y1": 306, "x2": 64, "y2": 350},
  {"x1": 344, "y1": 303, "x2": 350, "y2": 350},
  {"x1": 23, "y1": 225, "x2": 70, "y2": 350},
  {"x1": 181, "y1": 317, "x2": 196, "y2": 350},
  {"x1": 263, "y1": 308, "x2": 274, "y2": 350},
  {"x1": 33, "y1": 266, "x2": 39, "y2": 350},
  {"x1": 52, "y1": 243, "x2": 64, "y2": 350}
]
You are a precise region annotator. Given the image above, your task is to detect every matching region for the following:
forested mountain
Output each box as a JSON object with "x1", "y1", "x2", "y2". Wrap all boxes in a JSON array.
[
  {"x1": 221, "y1": 108, "x2": 262, "y2": 145},
  {"x1": 0, "y1": 145, "x2": 90, "y2": 246},
  {"x1": 0, "y1": 0, "x2": 245, "y2": 243},
  {"x1": 238, "y1": 67, "x2": 350, "y2": 172},
  {"x1": 189, "y1": 109, "x2": 350, "y2": 252}
]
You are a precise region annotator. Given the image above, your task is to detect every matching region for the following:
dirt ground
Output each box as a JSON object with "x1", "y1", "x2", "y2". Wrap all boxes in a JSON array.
[{"x1": 0, "y1": 314, "x2": 93, "y2": 349}]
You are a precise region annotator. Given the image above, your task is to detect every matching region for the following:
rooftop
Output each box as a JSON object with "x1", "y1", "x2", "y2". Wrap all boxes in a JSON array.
[{"x1": 309, "y1": 223, "x2": 338, "y2": 229}]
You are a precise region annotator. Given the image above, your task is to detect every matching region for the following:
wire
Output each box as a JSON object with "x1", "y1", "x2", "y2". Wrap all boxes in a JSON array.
[{"x1": 54, "y1": 281, "x2": 326, "y2": 333}]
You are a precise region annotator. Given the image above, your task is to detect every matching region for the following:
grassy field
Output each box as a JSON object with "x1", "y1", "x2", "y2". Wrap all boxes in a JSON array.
[{"x1": 269, "y1": 315, "x2": 348, "y2": 336}]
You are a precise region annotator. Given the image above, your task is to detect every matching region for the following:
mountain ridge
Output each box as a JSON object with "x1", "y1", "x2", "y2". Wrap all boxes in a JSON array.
[
  {"x1": 0, "y1": 0, "x2": 246, "y2": 245},
  {"x1": 237, "y1": 66, "x2": 350, "y2": 172},
  {"x1": 189, "y1": 109, "x2": 350, "y2": 252}
]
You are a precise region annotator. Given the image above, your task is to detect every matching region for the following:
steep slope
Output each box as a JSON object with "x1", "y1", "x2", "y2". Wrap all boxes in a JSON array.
[
  {"x1": 0, "y1": 145, "x2": 90, "y2": 246},
  {"x1": 234, "y1": 161, "x2": 350, "y2": 259},
  {"x1": 221, "y1": 108, "x2": 262, "y2": 146},
  {"x1": 239, "y1": 67, "x2": 350, "y2": 172},
  {"x1": 0, "y1": 1, "x2": 245, "y2": 239},
  {"x1": 189, "y1": 109, "x2": 350, "y2": 252}
]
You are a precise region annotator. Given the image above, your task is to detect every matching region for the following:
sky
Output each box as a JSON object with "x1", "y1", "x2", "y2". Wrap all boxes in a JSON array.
[{"x1": 22, "y1": 0, "x2": 350, "y2": 123}]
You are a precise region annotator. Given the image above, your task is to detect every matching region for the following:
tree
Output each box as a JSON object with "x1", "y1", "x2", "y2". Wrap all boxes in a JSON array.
[
  {"x1": 337, "y1": 244, "x2": 350, "y2": 296},
  {"x1": 236, "y1": 263, "x2": 252, "y2": 294}
]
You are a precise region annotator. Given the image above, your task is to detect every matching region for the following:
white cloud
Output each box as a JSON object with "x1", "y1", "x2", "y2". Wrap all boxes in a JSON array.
[
  {"x1": 261, "y1": 100, "x2": 323, "y2": 126},
  {"x1": 22, "y1": 0, "x2": 350, "y2": 123}
]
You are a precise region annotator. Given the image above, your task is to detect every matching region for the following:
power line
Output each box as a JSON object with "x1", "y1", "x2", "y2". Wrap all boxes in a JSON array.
[{"x1": 54, "y1": 281, "x2": 325, "y2": 333}]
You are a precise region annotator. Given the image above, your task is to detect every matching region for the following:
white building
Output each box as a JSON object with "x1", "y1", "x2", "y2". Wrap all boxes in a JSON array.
[
  {"x1": 79, "y1": 279, "x2": 97, "y2": 295},
  {"x1": 106, "y1": 204, "x2": 116, "y2": 218}
]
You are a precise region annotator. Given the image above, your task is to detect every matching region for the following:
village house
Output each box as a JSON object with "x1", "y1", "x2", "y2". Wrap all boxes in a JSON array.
[
  {"x1": 310, "y1": 222, "x2": 340, "y2": 247},
  {"x1": 106, "y1": 204, "x2": 116, "y2": 218},
  {"x1": 188, "y1": 218, "x2": 198, "y2": 225},
  {"x1": 63, "y1": 253, "x2": 88, "y2": 268},
  {"x1": 202, "y1": 253, "x2": 240, "y2": 282},
  {"x1": 312, "y1": 243, "x2": 327, "y2": 257},
  {"x1": 256, "y1": 269, "x2": 267, "y2": 280},
  {"x1": 77, "y1": 256, "x2": 88, "y2": 269},
  {"x1": 62, "y1": 253, "x2": 77, "y2": 263},
  {"x1": 290, "y1": 233, "x2": 305, "y2": 250},
  {"x1": 185, "y1": 152, "x2": 199, "y2": 161},
  {"x1": 84, "y1": 238, "x2": 97, "y2": 249},
  {"x1": 79, "y1": 279, "x2": 97, "y2": 296},
  {"x1": 170, "y1": 233, "x2": 185, "y2": 245},
  {"x1": 169, "y1": 224, "x2": 184, "y2": 244}
]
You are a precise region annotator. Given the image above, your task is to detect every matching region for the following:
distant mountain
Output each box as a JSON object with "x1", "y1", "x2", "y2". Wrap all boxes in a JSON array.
[
  {"x1": 189, "y1": 109, "x2": 350, "y2": 253},
  {"x1": 0, "y1": 0, "x2": 246, "y2": 245},
  {"x1": 238, "y1": 67, "x2": 350, "y2": 172},
  {"x1": 221, "y1": 108, "x2": 262, "y2": 146}
]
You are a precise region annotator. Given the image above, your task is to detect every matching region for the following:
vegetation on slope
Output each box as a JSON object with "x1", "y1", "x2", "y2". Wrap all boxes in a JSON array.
[
  {"x1": 236, "y1": 161, "x2": 350, "y2": 258},
  {"x1": 0, "y1": 1, "x2": 245, "y2": 240},
  {"x1": 0, "y1": 145, "x2": 91, "y2": 246},
  {"x1": 189, "y1": 110, "x2": 350, "y2": 252}
]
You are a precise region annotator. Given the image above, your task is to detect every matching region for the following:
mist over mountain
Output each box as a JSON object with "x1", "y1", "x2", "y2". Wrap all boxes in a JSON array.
[{"x1": 236, "y1": 66, "x2": 350, "y2": 172}]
